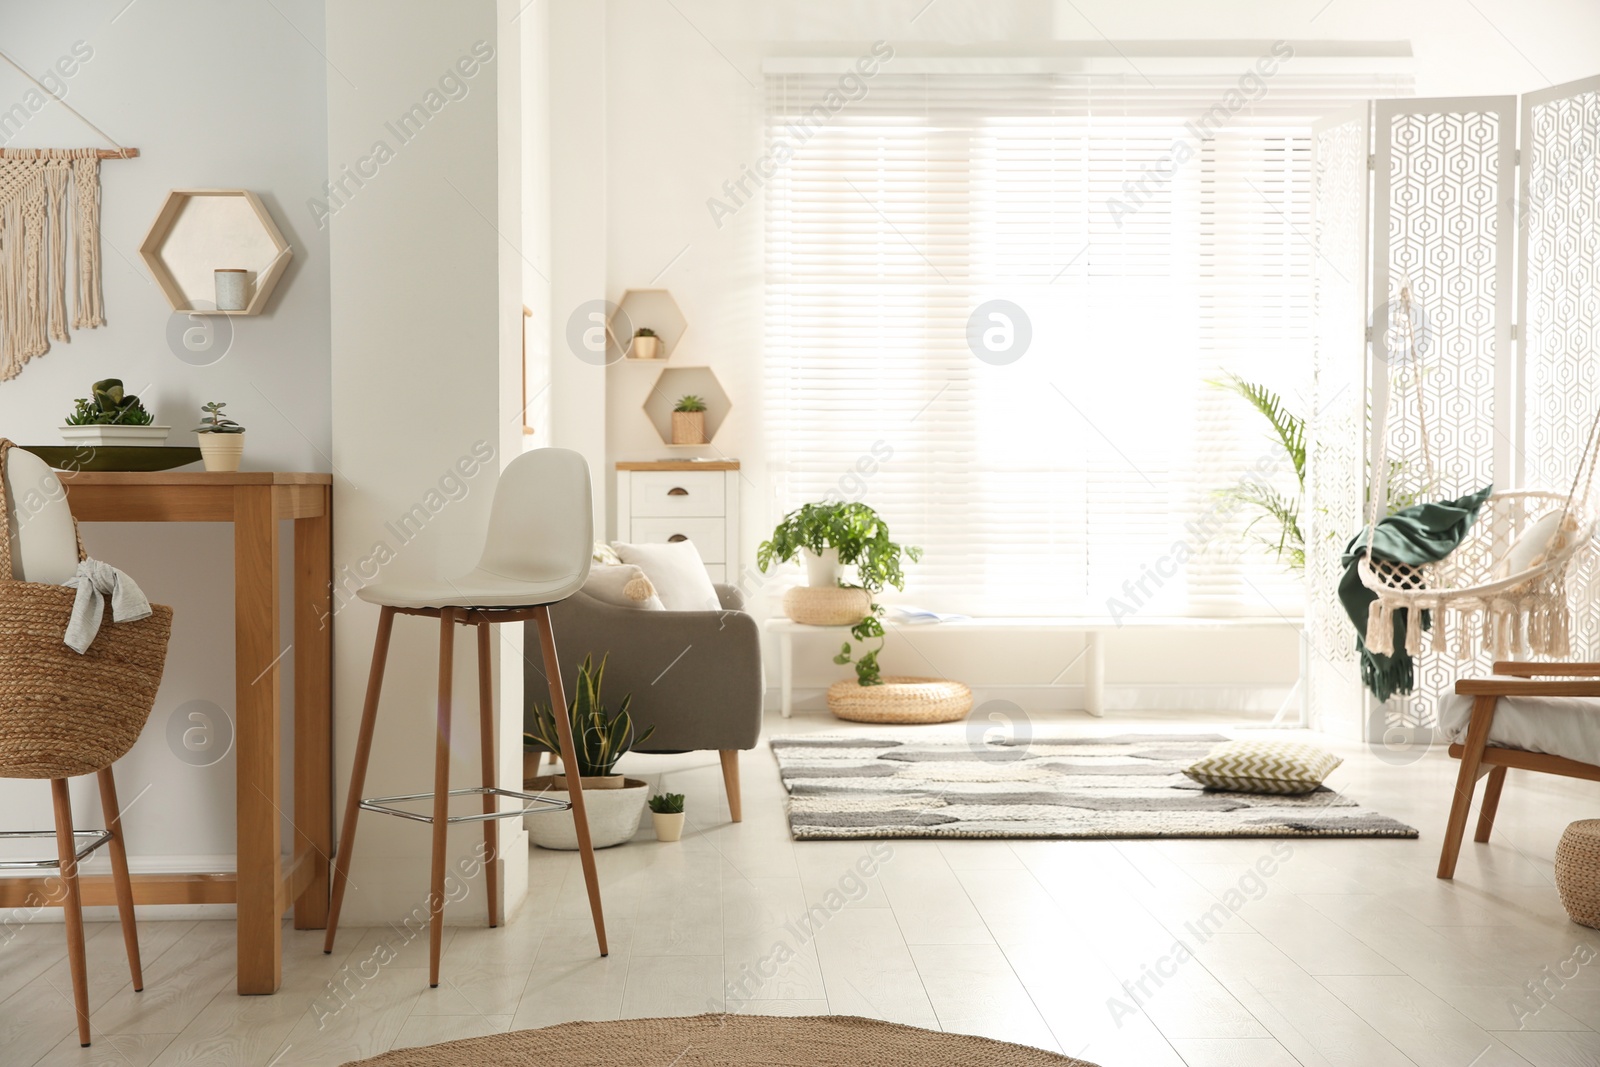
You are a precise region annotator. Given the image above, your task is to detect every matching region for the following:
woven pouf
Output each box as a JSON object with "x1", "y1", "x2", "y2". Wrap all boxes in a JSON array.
[
  {"x1": 1556, "y1": 820, "x2": 1600, "y2": 928},
  {"x1": 826, "y1": 676, "x2": 973, "y2": 724},
  {"x1": 784, "y1": 584, "x2": 873, "y2": 626}
]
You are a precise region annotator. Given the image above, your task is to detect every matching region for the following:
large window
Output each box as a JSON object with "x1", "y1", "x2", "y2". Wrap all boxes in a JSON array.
[{"x1": 764, "y1": 66, "x2": 1407, "y2": 616}]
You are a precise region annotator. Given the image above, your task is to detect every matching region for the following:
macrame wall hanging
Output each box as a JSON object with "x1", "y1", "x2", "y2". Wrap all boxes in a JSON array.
[{"x1": 0, "y1": 49, "x2": 138, "y2": 382}]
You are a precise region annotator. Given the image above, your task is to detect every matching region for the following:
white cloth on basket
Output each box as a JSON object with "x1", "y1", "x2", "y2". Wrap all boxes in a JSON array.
[{"x1": 62, "y1": 558, "x2": 151, "y2": 654}]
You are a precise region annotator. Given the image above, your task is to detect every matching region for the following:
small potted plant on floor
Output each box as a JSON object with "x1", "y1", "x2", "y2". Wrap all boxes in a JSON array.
[
  {"x1": 194, "y1": 401, "x2": 246, "y2": 472},
  {"x1": 757, "y1": 502, "x2": 921, "y2": 647},
  {"x1": 523, "y1": 653, "x2": 655, "y2": 849},
  {"x1": 671, "y1": 394, "x2": 708, "y2": 444},
  {"x1": 630, "y1": 327, "x2": 661, "y2": 360},
  {"x1": 59, "y1": 379, "x2": 169, "y2": 447},
  {"x1": 648, "y1": 792, "x2": 686, "y2": 842}
]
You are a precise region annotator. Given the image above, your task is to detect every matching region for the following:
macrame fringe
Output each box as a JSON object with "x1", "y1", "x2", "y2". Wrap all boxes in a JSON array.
[{"x1": 0, "y1": 149, "x2": 104, "y2": 381}]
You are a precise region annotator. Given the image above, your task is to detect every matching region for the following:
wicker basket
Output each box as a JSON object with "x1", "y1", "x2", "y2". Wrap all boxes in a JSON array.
[
  {"x1": 0, "y1": 439, "x2": 174, "y2": 780},
  {"x1": 1556, "y1": 819, "x2": 1600, "y2": 928},
  {"x1": 826, "y1": 676, "x2": 973, "y2": 724},
  {"x1": 783, "y1": 584, "x2": 872, "y2": 626}
]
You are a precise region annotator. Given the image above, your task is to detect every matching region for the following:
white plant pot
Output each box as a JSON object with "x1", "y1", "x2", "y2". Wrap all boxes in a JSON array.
[
  {"x1": 524, "y1": 775, "x2": 647, "y2": 850},
  {"x1": 804, "y1": 546, "x2": 842, "y2": 587},
  {"x1": 59, "y1": 425, "x2": 170, "y2": 448},
  {"x1": 652, "y1": 811, "x2": 686, "y2": 842},
  {"x1": 197, "y1": 433, "x2": 245, "y2": 472}
]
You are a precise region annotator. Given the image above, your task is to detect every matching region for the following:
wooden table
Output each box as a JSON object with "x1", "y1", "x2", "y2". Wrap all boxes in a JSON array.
[{"x1": 0, "y1": 472, "x2": 334, "y2": 995}]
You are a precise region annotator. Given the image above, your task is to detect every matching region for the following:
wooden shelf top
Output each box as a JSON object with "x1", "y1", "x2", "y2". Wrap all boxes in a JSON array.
[
  {"x1": 59, "y1": 471, "x2": 332, "y2": 485},
  {"x1": 615, "y1": 459, "x2": 740, "y2": 471}
]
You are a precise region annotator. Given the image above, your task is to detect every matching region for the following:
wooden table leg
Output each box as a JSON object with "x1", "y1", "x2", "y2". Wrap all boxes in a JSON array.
[
  {"x1": 235, "y1": 485, "x2": 282, "y2": 994},
  {"x1": 294, "y1": 486, "x2": 333, "y2": 930}
]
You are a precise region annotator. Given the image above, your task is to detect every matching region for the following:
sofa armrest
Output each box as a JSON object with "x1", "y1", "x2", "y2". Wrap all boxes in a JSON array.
[
  {"x1": 527, "y1": 592, "x2": 764, "y2": 752},
  {"x1": 714, "y1": 582, "x2": 745, "y2": 611}
]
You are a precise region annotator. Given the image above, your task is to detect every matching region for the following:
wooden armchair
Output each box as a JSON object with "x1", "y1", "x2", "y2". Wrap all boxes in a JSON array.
[{"x1": 1439, "y1": 661, "x2": 1600, "y2": 879}]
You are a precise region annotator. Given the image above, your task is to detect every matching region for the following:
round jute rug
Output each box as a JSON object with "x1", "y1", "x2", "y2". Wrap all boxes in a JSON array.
[{"x1": 343, "y1": 1013, "x2": 1102, "y2": 1066}]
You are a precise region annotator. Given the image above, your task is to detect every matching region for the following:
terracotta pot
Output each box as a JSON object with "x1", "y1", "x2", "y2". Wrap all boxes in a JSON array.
[
  {"x1": 523, "y1": 774, "x2": 647, "y2": 849},
  {"x1": 652, "y1": 811, "x2": 686, "y2": 842}
]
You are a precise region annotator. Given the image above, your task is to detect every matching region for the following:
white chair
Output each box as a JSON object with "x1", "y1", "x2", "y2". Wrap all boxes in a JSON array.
[{"x1": 322, "y1": 447, "x2": 607, "y2": 986}]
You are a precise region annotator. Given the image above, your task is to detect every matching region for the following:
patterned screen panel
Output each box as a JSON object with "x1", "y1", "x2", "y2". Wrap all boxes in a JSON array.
[
  {"x1": 1520, "y1": 76, "x2": 1600, "y2": 662},
  {"x1": 1307, "y1": 108, "x2": 1369, "y2": 739},
  {"x1": 1370, "y1": 98, "x2": 1516, "y2": 734}
]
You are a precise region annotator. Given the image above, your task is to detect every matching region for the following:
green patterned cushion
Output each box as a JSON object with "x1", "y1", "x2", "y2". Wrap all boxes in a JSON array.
[{"x1": 1183, "y1": 740, "x2": 1342, "y2": 795}]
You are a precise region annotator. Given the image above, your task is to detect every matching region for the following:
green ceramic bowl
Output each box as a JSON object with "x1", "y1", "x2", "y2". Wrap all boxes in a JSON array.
[{"x1": 20, "y1": 445, "x2": 203, "y2": 472}]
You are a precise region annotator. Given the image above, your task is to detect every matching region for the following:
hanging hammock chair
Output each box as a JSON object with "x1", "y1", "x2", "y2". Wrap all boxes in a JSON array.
[{"x1": 1359, "y1": 281, "x2": 1600, "y2": 663}]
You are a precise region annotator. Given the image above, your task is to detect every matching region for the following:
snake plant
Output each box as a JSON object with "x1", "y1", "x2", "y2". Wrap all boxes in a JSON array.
[{"x1": 523, "y1": 653, "x2": 653, "y2": 777}]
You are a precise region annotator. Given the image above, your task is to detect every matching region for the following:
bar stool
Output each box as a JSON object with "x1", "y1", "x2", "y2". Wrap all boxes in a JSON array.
[
  {"x1": 0, "y1": 441, "x2": 173, "y2": 1046},
  {"x1": 323, "y1": 447, "x2": 607, "y2": 986}
]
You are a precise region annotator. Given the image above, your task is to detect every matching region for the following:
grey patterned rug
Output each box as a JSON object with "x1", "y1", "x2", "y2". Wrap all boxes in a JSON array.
[{"x1": 770, "y1": 733, "x2": 1418, "y2": 840}]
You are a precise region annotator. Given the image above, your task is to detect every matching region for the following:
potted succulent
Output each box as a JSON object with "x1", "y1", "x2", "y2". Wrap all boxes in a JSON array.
[
  {"x1": 648, "y1": 792, "x2": 686, "y2": 842},
  {"x1": 194, "y1": 401, "x2": 246, "y2": 472},
  {"x1": 671, "y1": 394, "x2": 708, "y2": 444},
  {"x1": 523, "y1": 653, "x2": 655, "y2": 849},
  {"x1": 59, "y1": 379, "x2": 169, "y2": 447},
  {"x1": 630, "y1": 327, "x2": 661, "y2": 360},
  {"x1": 758, "y1": 502, "x2": 921, "y2": 684}
]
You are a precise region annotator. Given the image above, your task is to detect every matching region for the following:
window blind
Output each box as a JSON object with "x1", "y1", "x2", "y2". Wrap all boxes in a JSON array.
[{"x1": 764, "y1": 69, "x2": 1409, "y2": 616}]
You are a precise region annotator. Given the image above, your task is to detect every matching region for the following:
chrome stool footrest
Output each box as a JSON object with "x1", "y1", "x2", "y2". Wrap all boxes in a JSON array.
[
  {"x1": 0, "y1": 829, "x2": 113, "y2": 870},
  {"x1": 360, "y1": 786, "x2": 570, "y2": 825}
]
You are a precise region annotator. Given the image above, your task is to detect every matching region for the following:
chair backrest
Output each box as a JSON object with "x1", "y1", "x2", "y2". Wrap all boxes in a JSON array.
[
  {"x1": 2, "y1": 444, "x2": 79, "y2": 585},
  {"x1": 474, "y1": 447, "x2": 594, "y2": 586}
]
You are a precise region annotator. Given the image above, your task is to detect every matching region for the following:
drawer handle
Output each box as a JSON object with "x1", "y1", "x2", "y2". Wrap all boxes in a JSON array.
[
  {"x1": 668, "y1": 534, "x2": 689, "y2": 543},
  {"x1": 667, "y1": 487, "x2": 689, "y2": 496}
]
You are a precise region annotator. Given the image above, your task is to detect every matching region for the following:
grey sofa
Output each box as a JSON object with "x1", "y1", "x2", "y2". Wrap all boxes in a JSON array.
[{"x1": 523, "y1": 583, "x2": 763, "y2": 821}]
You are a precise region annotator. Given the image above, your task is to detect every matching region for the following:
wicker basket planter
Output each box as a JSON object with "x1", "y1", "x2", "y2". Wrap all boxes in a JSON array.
[
  {"x1": 671, "y1": 411, "x2": 706, "y2": 445},
  {"x1": 783, "y1": 584, "x2": 872, "y2": 626},
  {"x1": 1556, "y1": 819, "x2": 1600, "y2": 928},
  {"x1": 826, "y1": 676, "x2": 972, "y2": 724}
]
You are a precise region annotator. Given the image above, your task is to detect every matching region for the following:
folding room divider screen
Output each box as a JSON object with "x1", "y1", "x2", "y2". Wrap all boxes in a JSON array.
[{"x1": 1307, "y1": 74, "x2": 1600, "y2": 743}]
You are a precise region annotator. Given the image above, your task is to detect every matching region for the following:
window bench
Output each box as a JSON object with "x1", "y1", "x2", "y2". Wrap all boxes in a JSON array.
[{"x1": 762, "y1": 615, "x2": 1305, "y2": 724}]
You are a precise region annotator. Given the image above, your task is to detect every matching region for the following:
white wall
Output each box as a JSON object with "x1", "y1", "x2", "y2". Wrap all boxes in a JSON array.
[
  {"x1": 0, "y1": 0, "x2": 330, "y2": 882},
  {"x1": 567, "y1": 0, "x2": 1600, "y2": 716},
  {"x1": 327, "y1": 0, "x2": 524, "y2": 924}
]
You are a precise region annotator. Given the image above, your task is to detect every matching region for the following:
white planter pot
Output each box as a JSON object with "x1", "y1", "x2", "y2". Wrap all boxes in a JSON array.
[
  {"x1": 804, "y1": 546, "x2": 841, "y2": 587},
  {"x1": 524, "y1": 775, "x2": 647, "y2": 850},
  {"x1": 59, "y1": 425, "x2": 170, "y2": 448},
  {"x1": 652, "y1": 811, "x2": 686, "y2": 842},
  {"x1": 197, "y1": 433, "x2": 245, "y2": 472}
]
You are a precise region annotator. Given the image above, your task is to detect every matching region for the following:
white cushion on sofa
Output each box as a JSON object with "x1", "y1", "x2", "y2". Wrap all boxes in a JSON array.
[
  {"x1": 611, "y1": 540, "x2": 721, "y2": 611},
  {"x1": 582, "y1": 562, "x2": 664, "y2": 610}
]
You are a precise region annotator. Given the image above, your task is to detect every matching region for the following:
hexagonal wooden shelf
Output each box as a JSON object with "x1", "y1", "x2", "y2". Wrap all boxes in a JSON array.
[
  {"x1": 139, "y1": 189, "x2": 291, "y2": 316},
  {"x1": 643, "y1": 366, "x2": 731, "y2": 447},
  {"x1": 606, "y1": 288, "x2": 687, "y2": 362}
]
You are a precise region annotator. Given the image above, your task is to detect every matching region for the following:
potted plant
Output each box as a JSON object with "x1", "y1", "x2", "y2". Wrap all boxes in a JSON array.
[
  {"x1": 523, "y1": 653, "x2": 655, "y2": 849},
  {"x1": 757, "y1": 502, "x2": 921, "y2": 682},
  {"x1": 59, "y1": 379, "x2": 169, "y2": 447},
  {"x1": 630, "y1": 327, "x2": 661, "y2": 360},
  {"x1": 671, "y1": 394, "x2": 708, "y2": 444},
  {"x1": 193, "y1": 401, "x2": 246, "y2": 472},
  {"x1": 648, "y1": 792, "x2": 686, "y2": 842}
]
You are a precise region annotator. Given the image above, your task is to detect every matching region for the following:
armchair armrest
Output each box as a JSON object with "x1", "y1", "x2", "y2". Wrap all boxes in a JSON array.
[
  {"x1": 1492, "y1": 661, "x2": 1600, "y2": 677},
  {"x1": 1456, "y1": 677, "x2": 1600, "y2": 697},
  {"x1": 529, "y1": 591, "x2": 764, "y2": 752}
]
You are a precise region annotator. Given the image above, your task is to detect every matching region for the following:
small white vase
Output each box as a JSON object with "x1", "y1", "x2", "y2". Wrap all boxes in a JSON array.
[
  {"x1": 804, "y1": 547, "x2": 841, "y2": 587},
  {"x1": 652, "y1": 811, "x2": 686, "y2": 842},
  {"x1": 197, "y1": 433, "x2": 245, "y2": 472}
]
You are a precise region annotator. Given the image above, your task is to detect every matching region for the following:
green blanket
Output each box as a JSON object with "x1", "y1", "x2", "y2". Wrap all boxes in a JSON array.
[{"x1": 1338, "y1": 484, "x2": 1493, "y2": 702}]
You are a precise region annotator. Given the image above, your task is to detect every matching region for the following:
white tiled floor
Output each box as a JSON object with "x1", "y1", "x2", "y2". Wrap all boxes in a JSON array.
[{"x1": 7, "y1": 708, "x2": 1600, "y2": 1066}]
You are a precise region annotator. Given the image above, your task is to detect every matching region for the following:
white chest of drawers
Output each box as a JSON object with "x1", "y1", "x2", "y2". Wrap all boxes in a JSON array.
[{"x1": 615, "y1": 461, "x2": 741, "y2": 584}]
